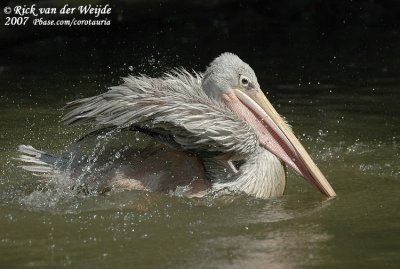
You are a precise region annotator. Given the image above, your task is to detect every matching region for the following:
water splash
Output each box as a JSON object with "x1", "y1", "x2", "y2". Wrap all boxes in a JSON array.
[
  {"x1": 312, "y1": 138, "x2": 400, "y2": 179},
  {"x1": 11, "y1": 129, "x2": 154, "y2": 211}
]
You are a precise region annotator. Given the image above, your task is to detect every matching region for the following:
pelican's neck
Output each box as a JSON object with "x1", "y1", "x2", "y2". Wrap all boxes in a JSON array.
[{"x1": 213, "y1": 147, "x2": 286, "y2": 199}]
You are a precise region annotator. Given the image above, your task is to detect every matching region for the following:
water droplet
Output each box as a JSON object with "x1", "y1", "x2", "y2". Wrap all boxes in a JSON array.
[{"x1": 141, "y1": 234, "x2": 149, "y2": 239}]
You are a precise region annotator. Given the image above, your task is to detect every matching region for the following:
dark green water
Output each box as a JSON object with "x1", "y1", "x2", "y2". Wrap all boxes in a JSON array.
[{"x1": 0, "y1": 32, "x2": 399, "y2": 268}]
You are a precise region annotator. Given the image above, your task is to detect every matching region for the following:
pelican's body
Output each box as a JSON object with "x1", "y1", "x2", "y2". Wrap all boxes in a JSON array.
[{"x1": 17, "y1": 53, "x2": 335, "y2": 199}]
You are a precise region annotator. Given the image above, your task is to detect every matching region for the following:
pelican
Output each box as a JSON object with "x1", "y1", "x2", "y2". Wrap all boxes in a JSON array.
[{"x1": 17, "y1": 53, "x2": 336, "y2": 199}]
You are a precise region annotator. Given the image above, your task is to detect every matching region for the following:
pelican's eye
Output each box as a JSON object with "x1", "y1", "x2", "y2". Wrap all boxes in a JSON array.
[{"x1": 240, "y1": 75, "x2": 250, "y2": 87}]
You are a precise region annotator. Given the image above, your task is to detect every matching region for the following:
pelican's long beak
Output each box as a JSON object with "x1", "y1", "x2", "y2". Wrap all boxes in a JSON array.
[{"x1": 222, "y1": 89, "x2": 336, "y2": 197}]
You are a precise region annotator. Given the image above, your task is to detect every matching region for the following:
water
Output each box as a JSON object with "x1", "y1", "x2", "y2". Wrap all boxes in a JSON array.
[{"x1": 0, "y1": 30, "x2": 399, "y2": 268}]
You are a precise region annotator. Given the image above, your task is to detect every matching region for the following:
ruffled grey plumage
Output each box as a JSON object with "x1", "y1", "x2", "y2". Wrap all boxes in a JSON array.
[
  {"x1": 17, "y1": 53, "x2": 287, "y2": 199},
  {"x1": 63, "y1": 69, "x2": 258, "y2": 160}
]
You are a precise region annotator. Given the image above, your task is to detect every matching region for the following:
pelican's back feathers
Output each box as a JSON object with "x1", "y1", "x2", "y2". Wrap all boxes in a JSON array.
[{"x1": 63, "y1": 69, "x2": 257, "y2": 158}]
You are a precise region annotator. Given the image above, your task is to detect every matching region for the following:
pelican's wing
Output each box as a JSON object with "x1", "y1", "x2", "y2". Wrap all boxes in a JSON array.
[{"x1": 62, "y1": 70, "x2": 257, "y2": 158}]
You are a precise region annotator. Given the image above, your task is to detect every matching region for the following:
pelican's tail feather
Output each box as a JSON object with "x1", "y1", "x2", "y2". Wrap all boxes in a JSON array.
[{"x1": 15, "y1": 145, "x2": 59, "y2": 177}]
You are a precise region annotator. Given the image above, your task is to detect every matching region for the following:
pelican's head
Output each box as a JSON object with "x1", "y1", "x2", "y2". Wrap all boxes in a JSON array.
[
  {"x1": 202, "y1": 52, "x2": 260, "y2": 100},
  {"x1": 202, "y1": 52, "x2": 336, "y2": 197}
]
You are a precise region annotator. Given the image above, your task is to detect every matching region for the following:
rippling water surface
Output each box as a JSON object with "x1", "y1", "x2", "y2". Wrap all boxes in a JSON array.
[{"x1": 0, "y1": 34, "x2": 399, "y2": 268}]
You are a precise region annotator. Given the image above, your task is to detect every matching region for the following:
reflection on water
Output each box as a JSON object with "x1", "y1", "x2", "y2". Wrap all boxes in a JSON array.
[
  {"x1": 0, "y1": 189, "x2": 334, "y2": 269},
  {"x1": 195, "y1": 226, "x2": 331, "y2": 269}
]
